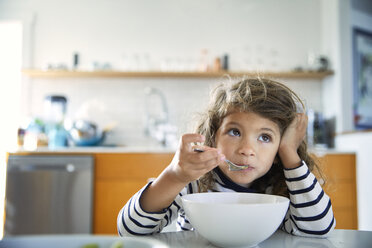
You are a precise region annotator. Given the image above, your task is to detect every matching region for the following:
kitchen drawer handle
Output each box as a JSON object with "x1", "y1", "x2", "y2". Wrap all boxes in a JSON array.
[{"x1": 8, "y1": 163, "x2": 76, "y2": 172}]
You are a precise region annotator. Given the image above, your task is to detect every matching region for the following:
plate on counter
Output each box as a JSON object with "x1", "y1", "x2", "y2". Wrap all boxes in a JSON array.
[{"x1": 0, "y1": 235, "x2": 168, "y2": 248}]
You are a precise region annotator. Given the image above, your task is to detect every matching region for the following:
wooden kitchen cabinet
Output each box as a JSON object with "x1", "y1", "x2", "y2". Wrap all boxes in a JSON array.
[
  {"x1": 93, "y1": 152, "x2": 358, "y2": 234},
  {"x1": 93, "y1": 153, "x2": 174, "y2": 234},
  {"x1": 314, "y1": 153, "x2": 358, "y2": 229},
  {"x1": 7, "y1": 151, "x2": 357, "y2": 234}
]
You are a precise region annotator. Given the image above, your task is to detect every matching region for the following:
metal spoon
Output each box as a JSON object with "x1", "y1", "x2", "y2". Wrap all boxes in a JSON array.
[{"x1": 193, "y1": 148, "x2": 249, "y2": 171}]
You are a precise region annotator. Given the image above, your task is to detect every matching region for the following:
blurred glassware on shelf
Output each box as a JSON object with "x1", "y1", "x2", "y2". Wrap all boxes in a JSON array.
[
  {"x1": 43, "y1": 63, "x2": 68, "y2": 71},
  {"x1": 316, "y1": 56, "x2": 330, "y2": 72},
  {"x1": 121, "y1": 53, "x2": 131, "y2": 71},
  {"x1": 121, "y1": 52, "x2": 154, "y2": 71},
  {"x1": 185, "y1": 57, "x2": 198, "y2": 72},
  {"x1": 160, "y1": 56, "x2": 197, "y2": 72},
  {"x1": 140, "y1": 53, "x2": 151, "y2": 71},
  {"x1": 198, "y1": 49, "x2": 210, "y2": 72},
  {"x1": 268, "y1": 48, "x2": 280, "y2": 72},
  {"x1": 306, "y1": 52, "x2": 330, "y2": 72},
  {"x1": 307, "y1": 51, "x2": 317, "y2": 71},
  {"x1": 92, "y1": 61, "x2": 112, "y2": 71},
  {"x1": 72, "y1": 52, "x2": 79, "y2": 70}
]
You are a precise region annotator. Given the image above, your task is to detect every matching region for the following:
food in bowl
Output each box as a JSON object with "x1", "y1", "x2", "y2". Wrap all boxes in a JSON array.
[{"x1": 181, "y1": 192, "x2": 289, "y2": 248}]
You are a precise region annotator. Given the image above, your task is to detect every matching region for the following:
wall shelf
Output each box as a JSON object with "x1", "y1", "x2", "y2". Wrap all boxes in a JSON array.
[{"x1": 22, "y1": 69, "x2": 334, "y2": 79}]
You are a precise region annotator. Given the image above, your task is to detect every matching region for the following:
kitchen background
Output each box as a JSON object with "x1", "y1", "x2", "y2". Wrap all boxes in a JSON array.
[
  {"x1": 1, "y1": 0, "x2": 372, "y2": 234},
  {"x1": 4, "y1": 0, "x2": 332, "y2": 147}
]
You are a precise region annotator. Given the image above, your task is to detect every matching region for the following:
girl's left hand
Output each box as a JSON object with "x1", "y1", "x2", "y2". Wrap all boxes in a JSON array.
[{"x1": 278, "y1": 113, "x2": 308, "y2": 169}]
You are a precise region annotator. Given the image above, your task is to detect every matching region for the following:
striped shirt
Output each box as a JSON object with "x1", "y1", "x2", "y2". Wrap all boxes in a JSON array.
[{"x1": 117, "y1": 161, "x2": 335, "y2": 237}]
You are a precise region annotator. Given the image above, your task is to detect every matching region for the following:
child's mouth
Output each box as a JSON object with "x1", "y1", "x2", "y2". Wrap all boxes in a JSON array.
[
  {"x1": 235, "y1": 163, "x2": 254, "y2": 171},
  {"x1": 225, "y1": 159, "x2": 253, "y2": 171}
]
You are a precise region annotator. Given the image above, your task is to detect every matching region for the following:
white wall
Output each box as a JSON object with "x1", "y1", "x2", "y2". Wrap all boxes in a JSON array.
[
  {"x1": 0, "y1": 0, "x2": 327, "y2": 147},
  {"x1": 9, "y1": 0, "x2": 323, "y2": 71}
]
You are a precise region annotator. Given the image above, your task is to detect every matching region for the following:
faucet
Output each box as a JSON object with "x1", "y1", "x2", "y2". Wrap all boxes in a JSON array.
[{"x1": 144, "y1": 87, "x2": 175, "y2": 146}]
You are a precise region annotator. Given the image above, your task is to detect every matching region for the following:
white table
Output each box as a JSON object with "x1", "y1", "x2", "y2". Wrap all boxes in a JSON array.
[
  {"x1": 0, "y1": 229, "x2": 371, "y2": 248},
  {"x1": 152, "y1": 229, "x2": 372, "y2": 248}
]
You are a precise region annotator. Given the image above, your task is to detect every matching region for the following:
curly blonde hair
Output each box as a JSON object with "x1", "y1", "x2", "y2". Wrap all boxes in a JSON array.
[{"x1": 195, "y1": 77, "x2": 321, "y2": 197}]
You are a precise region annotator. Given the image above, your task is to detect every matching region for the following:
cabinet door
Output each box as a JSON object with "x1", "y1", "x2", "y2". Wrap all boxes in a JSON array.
[
  {"x1": 93, "y1": 153, "x2": 174, "y2": 234},
  {"x1": 315, "y1": 153, "x2": 357, "y2": 229},
  {"x1": 94, "y1": 180, "x2": 148, "y2": 234}
]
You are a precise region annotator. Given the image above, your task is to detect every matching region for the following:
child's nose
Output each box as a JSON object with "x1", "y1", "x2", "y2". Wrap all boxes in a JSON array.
[{"x1": 238, "y1": 139, "x2": 255, "y2": 156}]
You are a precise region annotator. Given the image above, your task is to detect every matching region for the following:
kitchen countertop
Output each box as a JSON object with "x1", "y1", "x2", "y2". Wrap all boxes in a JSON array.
[
  {"x1": 7, "y1": 146, "x2": 354, "y2": 155},
  {"x1": 7, "y1": 146, "x2": 177, "y2": 154},
  {"x1": 0, "y1": 229, "x2": 371, "y2": 248}
]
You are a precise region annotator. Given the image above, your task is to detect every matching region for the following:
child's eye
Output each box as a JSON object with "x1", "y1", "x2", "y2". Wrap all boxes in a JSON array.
[
  {"x1": 227, "y1": 128, "x2": 240, "y2": 137},
  {"x1": 258, "y1": 134, "x2": 272, "y2": 143}
]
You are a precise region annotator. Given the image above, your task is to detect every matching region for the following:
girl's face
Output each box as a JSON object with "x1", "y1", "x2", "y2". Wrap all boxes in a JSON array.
[{"x1": 215, "y1": 111, "x2": 281, "y2": 187}]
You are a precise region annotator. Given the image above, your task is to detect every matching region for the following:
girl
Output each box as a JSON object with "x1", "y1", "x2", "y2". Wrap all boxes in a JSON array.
[{"x1": 117, "y1": 78, "x2": 335, "y2": 237}]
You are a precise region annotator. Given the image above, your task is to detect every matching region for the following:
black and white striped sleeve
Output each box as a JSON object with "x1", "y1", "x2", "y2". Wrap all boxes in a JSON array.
[
  {"x1": 117, "y1": 182, "x2": 179, "y2": 236},
  {"x1": 281, "y1": 161, "x2": 336, "y2": 237}
]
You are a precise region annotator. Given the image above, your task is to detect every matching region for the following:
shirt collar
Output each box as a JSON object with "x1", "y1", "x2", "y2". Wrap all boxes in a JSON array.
[{"x1": 213, "y1": 167, "x2": 257, "y2": 193}]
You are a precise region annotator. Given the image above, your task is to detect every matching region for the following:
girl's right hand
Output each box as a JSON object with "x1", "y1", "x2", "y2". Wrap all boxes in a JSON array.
[{"x1": 167, "y1": 133, "x2": 225, "y2": 185}]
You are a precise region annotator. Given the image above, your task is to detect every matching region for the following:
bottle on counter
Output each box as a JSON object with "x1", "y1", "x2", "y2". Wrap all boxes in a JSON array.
[
  {"x1": 44, "y1": 95, "x2": 68, "y2": 149},
  {"x1": 23, "y1": 118, "x2": 48, "y2": 150}
]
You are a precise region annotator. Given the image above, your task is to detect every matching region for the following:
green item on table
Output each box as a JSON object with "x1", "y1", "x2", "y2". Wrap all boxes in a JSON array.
[
  {"x1": 80, "y1": 240, "x2": 123, "y2": 248},
  {"x1": 80, "y1": 243, "x2": 99, "y2": 248},
  {"x1": 110, "y1": 240, "x2": 124, "y2": 248}
]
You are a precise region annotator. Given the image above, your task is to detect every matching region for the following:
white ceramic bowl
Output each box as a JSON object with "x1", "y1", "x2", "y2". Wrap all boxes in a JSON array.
[{"x1": 181, "y1": 192, "x2": 289, "y2": 248}]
